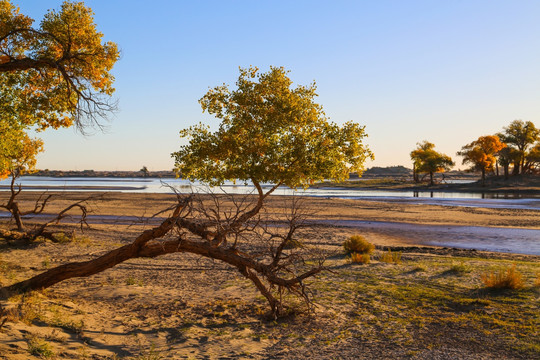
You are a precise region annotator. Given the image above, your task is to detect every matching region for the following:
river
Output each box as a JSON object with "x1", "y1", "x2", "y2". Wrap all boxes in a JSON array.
[
  {"x1": 1, "y1": 176, "x2": 539, "y2": 211},
  {"x1": 1, "y1": 176, "x2": 539, "y2": 255}
]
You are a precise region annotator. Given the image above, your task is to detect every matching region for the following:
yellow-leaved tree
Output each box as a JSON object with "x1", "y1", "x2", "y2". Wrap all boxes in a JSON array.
[
  {"x1": 457, "y1": 135, "x2": 506, "y2": 186},
  {"x1": 3, "y1": 67, "x2": 373, "y2": 317},
  {"x1": 0, "y1": 0, "x2": 119, "y2": 130},
  {"x1": 410, "y1": 141, "x2": 454, "y2": 186},
  {"x1": 0, "y1": 1, "x2": 118, "y2": 238},
  {"x1": 174, "y1": 66, "x2": 373, "y2": 190}
]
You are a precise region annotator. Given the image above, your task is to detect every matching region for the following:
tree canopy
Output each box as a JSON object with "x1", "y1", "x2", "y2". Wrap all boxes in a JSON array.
[
  {"x1": 410, "y1": 141, "x2": 454, "y2": 185},
  {"x1": 173, "y1": 66, "x2": 373, "y2": 190},
  {"x1": 0, "y1": 0, "x2": 119, "y2": 130},
  {"x1": 0, "y1": 124, "x2": 43, "y2": 179},
  {"x1": 457, "y1": 135, "x2": 506, "y2": 185},
  {"x1": 499, "y1": 120, "x2": 539, "y2": 174}
]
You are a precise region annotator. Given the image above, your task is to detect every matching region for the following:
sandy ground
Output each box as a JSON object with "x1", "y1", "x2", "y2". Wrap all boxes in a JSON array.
[{"x1": 0, "y1": 192, "x2": 538, "y2": 359}]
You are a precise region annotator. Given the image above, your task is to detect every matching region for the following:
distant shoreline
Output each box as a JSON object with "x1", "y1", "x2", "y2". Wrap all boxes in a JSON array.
[
  {"x1": 312, "y1": 175, "x2": 540, "y2": 195},
  {"x1": 4, "y1": 172, "x2": 540, "y2": 195},
  {"x1": 31, "y1": 170, "x2": 176, "y2": 178}
]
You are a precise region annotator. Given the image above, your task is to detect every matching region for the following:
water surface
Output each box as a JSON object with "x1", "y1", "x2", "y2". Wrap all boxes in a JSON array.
[{"x1": 1, "y1": 176, "x2": 539, "y2": 211}]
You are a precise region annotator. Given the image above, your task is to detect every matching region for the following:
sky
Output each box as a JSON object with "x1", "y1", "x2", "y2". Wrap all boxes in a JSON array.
[{"x1": 18, "y1": 0, "x2": 540, "y2": 171}]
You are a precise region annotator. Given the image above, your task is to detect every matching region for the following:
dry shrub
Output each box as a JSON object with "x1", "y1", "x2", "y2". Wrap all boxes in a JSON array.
[
  {"x1": 379, "y1": 249, "x2": 401, "y2": 265},
  {"x1": 343, "y1": 235, "x2": 374, "y2": 254},
  {"x1": 481, "y1": 265, "x2": 524, "y2": 290},
  {"x1": 350, "y1": 252, "x2": 370, "y2": 264},
  {"x1": 534, "y1": 273, "x2": 540, "y2": 288}
]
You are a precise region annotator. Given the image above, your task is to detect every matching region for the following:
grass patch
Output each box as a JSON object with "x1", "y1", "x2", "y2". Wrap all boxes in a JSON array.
[
  {"x1": 447, "y1": 261, "x2": 472, "y2": 275},
  {"x1": 125, "y1": 276, "x2": 144, "y2": 286},
  {"x1": 27, "y1": 335, "x2": 55, "y2": 358},
  {"x1": 53, "y1": 232, "x2": 74, "y2": 243}
]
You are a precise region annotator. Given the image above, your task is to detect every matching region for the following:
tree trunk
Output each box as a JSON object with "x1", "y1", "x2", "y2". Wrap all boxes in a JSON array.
[
  {"x1": 2, "y1": 214, "x2": 179, "y2": 294},
  {"x1": 512, "y1": 161, "x2": 520, "y2": 176},
  {"x1": 481, "y1": 169, "x2": 486, "y2": 186},
  {"x1": 5, "y1": 242, "x2": 139, "y2": 293},
  {"x1": 503, "y1": 164, "x2": 509, "y2": 179},
  {"x1": 10, "y1": 203, "x2": 24, "y2": 232},
  {"x1": 429, "y1": 172, "x2": 434, "y2": 186}
]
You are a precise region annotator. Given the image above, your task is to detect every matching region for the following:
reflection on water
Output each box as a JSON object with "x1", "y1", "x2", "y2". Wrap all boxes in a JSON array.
[{"x1": 1, "y1": 176, "x2": 539, "y2": 210}]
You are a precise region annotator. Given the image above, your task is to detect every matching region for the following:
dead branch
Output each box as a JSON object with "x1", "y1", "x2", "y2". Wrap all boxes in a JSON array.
[
  {"x1": 1, "y1": 191, "x2": 326, "y2": 318},
  {"x1": 0, "y1": 186, "x2": 104, "y2": 242}
]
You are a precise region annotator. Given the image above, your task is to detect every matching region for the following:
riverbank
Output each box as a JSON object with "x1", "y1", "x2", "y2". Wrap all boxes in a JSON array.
[
  {"x1": 313, "y1": 175, "x2": 540, "y2": 194},
  {"x1": 0, "y1": 192, "x2": 538, "y2": 359}
]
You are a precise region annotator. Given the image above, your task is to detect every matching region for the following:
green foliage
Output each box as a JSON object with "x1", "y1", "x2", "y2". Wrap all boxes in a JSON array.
[
  {"x1": 343, "y1": 235, "x2": 374, "y2": 254},
  {"x1": 49, "y1": 304, "x2": 85, "y2": 334},
  {"x1": 448, "y1": 261, "x2": 472, "y2": 275},
  {"x1": 499, "y1": 120, "x2": 540, "y2": 174},
  {"x1": 501, "y1": 120, "x2": 539, "y2": 153},
  {"x1": 26, "y1": 335, "x2": 55, "y2": 358},
  {"x1": 53, "y1": 232, "x2": 74, "y2": 244},
  {"x1": 481, "y1": 265, "x2": 524, "y2": 290},
  {"x1": 173, "y1": 66, "x2": 373, "y2": 189}
]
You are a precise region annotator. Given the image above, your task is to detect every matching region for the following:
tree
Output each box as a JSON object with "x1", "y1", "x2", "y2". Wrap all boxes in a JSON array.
[
  {"x1": 0, "y1": 0, "x2": 119, "y2": 130},
  {"x1": 2, "y1": 67, "x2": 373, "y2": 317},
  {"x1": 0, "y1": 124, "x2": 92, "y2": 241},
  {"x1": 457, "y1": 135, "x2": 506, "y2": 186},
  {"x1": 525, "y1": 142, "x2": 540, "y2": 174},
  {"x1": 499, "y1": 120, "x2": 539, "y2": 175},
  {"x1": 0, "y1": 1, "x2": 116, "y2": 240},
  {"x1": 140, "y1": 166, "x2": 150, "y2": 177},
  {"x1": 496, "y1": 145, "x2": 520, "y2": 179},
  {"x1": 410, "y1": 141, "x2": 454, "y2": 186},
  {"x1": 0, "y1": 127, "x2": 43, "y2": 231},
  {"x1": 174, "y1": 66, "x2": 373, "y2": 188}
]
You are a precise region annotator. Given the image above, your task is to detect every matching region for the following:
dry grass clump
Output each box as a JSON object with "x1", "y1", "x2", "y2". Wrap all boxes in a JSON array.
[
  {"x1": 481, "y1": 265, "x2": 524, "y2": 290},
  {"x1": 534, "y1": 273, "x2": 540, "y2": 288},
  {"x1": 343, "y1": 235, "x2": 374, "y2": 254},
  {"x1": 350, "y1": 252, "x2": 370, "y2": 264},
  {"x1": 379, "y1": 249, "x2": 401, "y2": 265}
]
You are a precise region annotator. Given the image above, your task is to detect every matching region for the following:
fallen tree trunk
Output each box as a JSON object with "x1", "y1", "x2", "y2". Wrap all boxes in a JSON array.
[{"x1": 2, "y1": 208, "x2": 181, "y2": 294}]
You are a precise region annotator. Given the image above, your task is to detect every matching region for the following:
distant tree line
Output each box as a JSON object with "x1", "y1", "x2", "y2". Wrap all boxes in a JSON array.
[{"x1": 411, "y1": 120, "x2": 540, "y2": 186}]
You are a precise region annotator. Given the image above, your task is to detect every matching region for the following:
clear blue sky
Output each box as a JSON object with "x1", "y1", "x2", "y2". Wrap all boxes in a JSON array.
[{"x1": 20, "y1": 0, "x2": 540, "y2": 171}]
